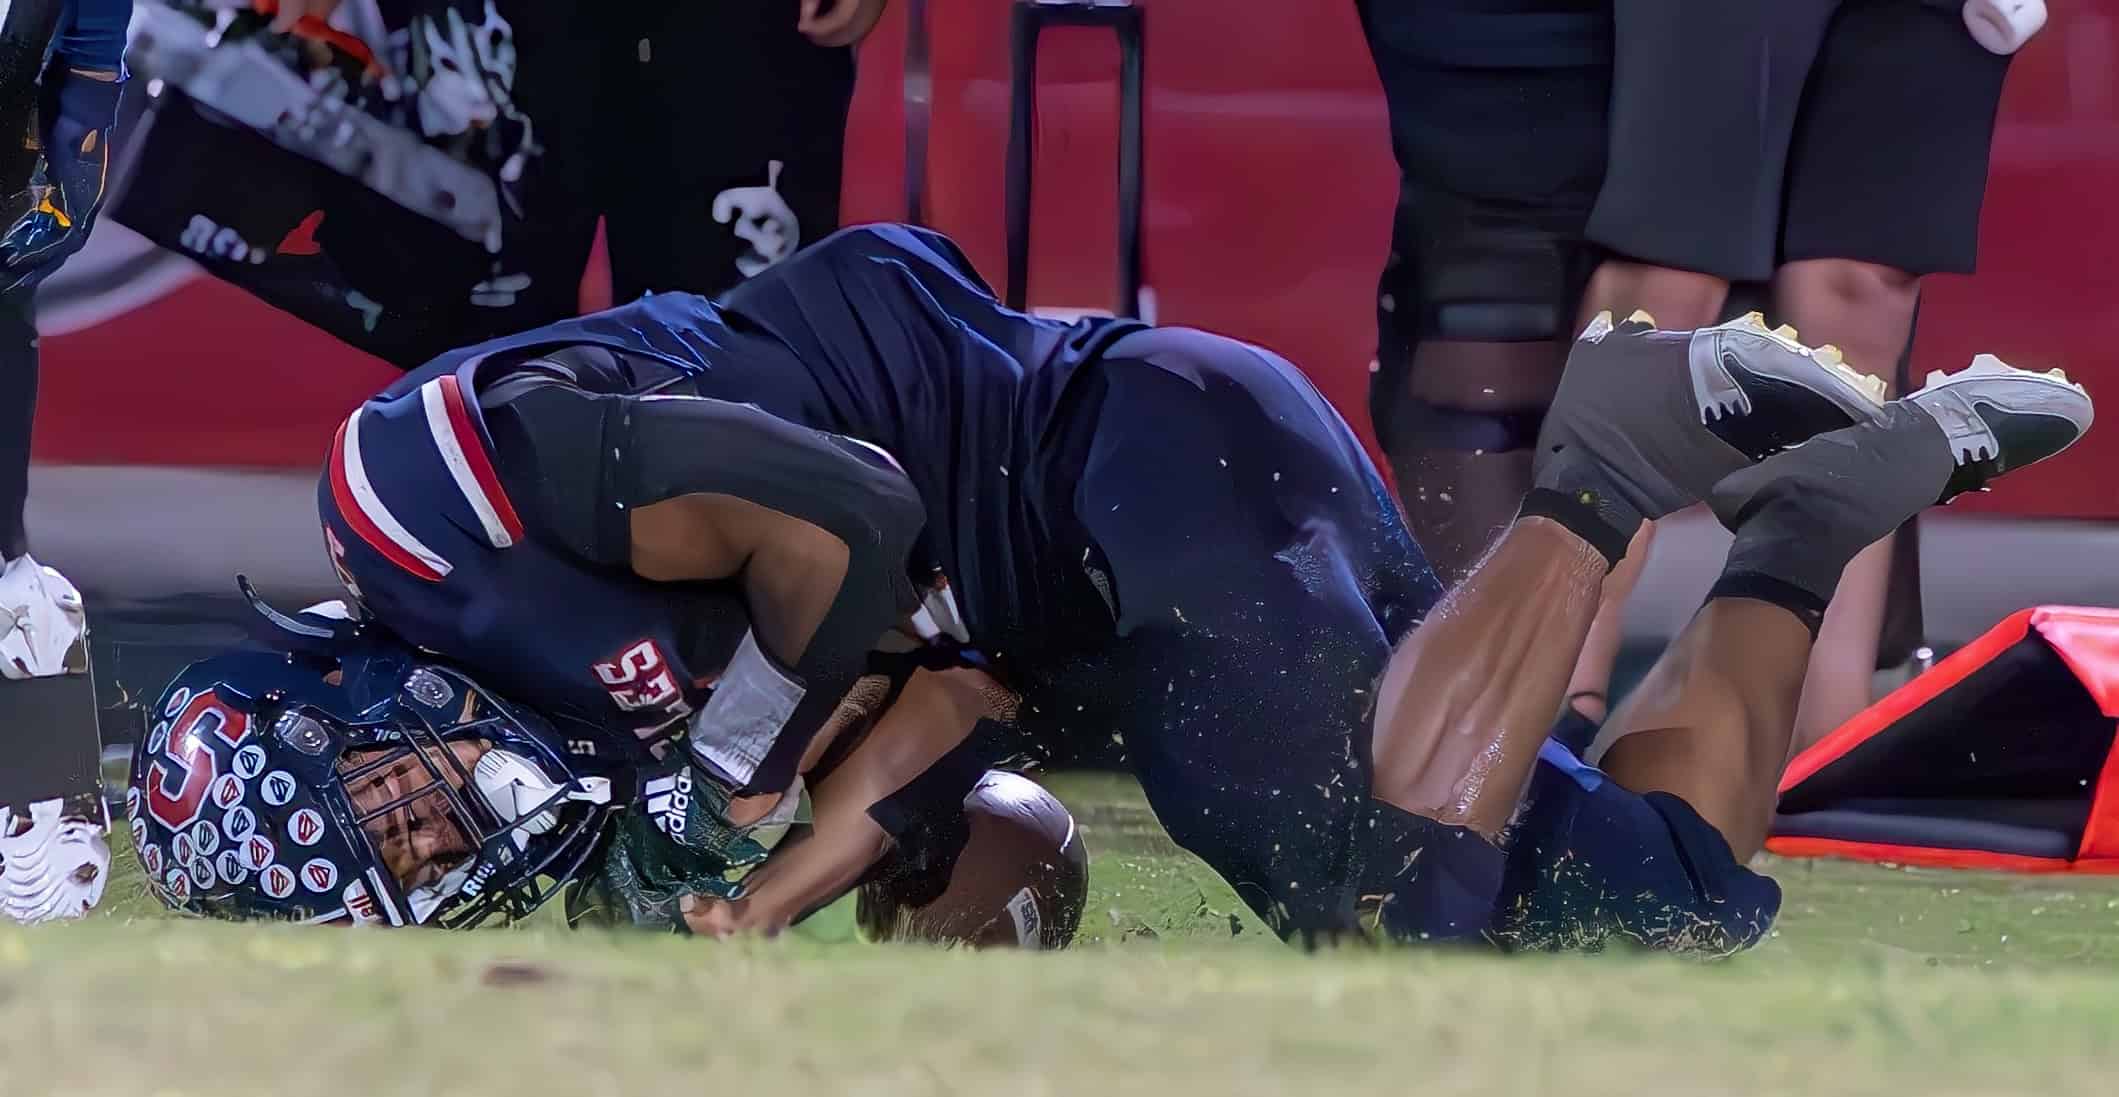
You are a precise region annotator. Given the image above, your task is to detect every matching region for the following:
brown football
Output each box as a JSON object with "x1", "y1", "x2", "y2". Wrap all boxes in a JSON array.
[{"x1": 857, "y1": 770, "x2": 1088, "y2": 949}]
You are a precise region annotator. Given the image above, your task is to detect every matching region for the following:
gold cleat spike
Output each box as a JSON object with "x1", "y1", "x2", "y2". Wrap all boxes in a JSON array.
[
  {"x1": 1737, "y1": 311, "x2": 1769, "y2": 329},
  {"x1": 1814, "y1": 344, "x2": 1845, "y2": 366},
  {"x1": 1625, "y1": 308, "x2": 1658, "y2": 327},
  {"x1": 1773, "y1": 323, "x2": 1800, "y2": 341},
  {"x1": 2048, "y1": 367, "x2": 2070, "y2": 380}
]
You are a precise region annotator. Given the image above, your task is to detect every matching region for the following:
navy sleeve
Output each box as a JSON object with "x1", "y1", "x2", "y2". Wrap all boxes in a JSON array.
[{"x1": 53, "y1": 0, "x2": 131, "y2": 71}]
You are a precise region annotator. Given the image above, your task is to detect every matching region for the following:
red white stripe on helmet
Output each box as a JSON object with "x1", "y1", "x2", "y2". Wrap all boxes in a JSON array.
[
  {"x1": 420, "y1": 375, "x2": 525, "y2": 549},
  {"x1": 328, "y1": 409, "x2": 453, "y2": 582}
]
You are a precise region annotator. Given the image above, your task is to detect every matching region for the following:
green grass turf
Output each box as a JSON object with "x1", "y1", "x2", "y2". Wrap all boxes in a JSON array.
[{"x1": 10, "y1": 771, "x2": 2119, "y2": 1097}]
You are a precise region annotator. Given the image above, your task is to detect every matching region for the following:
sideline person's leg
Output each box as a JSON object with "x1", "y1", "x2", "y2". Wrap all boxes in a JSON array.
[{"x1": 1770, "y1": 0, "x2": 2017, "y2": 752}]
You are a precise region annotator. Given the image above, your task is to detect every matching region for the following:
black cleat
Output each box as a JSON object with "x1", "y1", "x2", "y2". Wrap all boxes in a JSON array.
[
  {"x1": 1682, "y1": 311, "x2": 1890, "y2": 461},
  {"x1": 1535, "y1": 311, "x2": 1889, "y2": 528},
  {"x1": 1708, "y1": 357, "x2": 2094, "y2": 611},
  {"x1": 1907, "y1": 355, "x2": 2096, "y2": 502}
]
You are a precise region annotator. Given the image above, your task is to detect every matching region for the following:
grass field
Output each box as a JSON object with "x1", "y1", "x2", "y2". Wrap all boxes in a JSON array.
[{"x1": 7, "y1": 772, "x2": 2119, "y2": 1097}]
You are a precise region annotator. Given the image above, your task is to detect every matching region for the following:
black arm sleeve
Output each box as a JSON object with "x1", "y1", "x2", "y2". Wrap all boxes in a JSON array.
[
  {"x1": 0, "y1": 0, "x2": 62, "y2": 197},
  {"x1": 482, "y1": 376, "x2": 927, "y2": 795},
  {"x1": 623, "y1": 391, "x2": 928, "y2": 793}
]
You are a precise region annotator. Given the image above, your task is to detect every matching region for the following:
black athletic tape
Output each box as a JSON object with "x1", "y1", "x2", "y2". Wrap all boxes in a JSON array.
[
  {"x1": 1518, "y1": 487, "x2": 1632, "y2": 568},
  {"x1": 864, "y1": 727, "x2": 998, "y2": 840},
  {"x1": 1706, "y1": 571, "x2": 1827, "y2": 640},
  {"x1": 1392, "y1": 398, "x2": 1547, "y2": 454},
  {"x1": 867, "y1": 642, "x2": 994, "y2": 680}
]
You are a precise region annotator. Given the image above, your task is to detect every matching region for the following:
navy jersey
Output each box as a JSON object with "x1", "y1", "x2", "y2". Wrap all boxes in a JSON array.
[
  {"x1": 317, "y1": 356, "x2": 750, "y2": 761},
  {"x1": 323, "y1": 225, "x2": 1140, "y2": 746}
]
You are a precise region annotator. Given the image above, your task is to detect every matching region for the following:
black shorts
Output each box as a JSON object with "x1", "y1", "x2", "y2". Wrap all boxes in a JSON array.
[
  {"x1": 1494, "y1": 741, "x2": 1782, "y2": 956},
  {"x1": 111, "y1": 0, "x2": 856, "y2": 370},
  {"x1": 1589, "y1": 0, "x2": 2013, "y2": 281},
  {"x1": 1358, "y1": 0, "x2": 1612, "y2": 348},
  {"x1": 0, "y1": 294, "x2": 31, "y2": 559},
  {"x1": 505, "y1": 0, "x2": 856, "y2": 312}
]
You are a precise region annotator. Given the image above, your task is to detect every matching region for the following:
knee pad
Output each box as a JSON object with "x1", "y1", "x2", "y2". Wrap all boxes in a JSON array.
[
  {"x1": 1383, "y1": 177, "x2": 1597, "y2": 347},
  {"x1": 1379, "y1": 398, "x2": 1548, "y2": 457}
]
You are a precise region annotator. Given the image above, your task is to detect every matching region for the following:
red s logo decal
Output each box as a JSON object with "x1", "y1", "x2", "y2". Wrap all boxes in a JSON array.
[
  {"x1": 145, "y1": 693, "x2": 249, "y2": 832},
  {"x1": 593, "y1": 639, "x2": 685, "y2": 714}
]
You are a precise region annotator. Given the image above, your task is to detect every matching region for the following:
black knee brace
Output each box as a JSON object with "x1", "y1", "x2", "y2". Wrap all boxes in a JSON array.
[{"x1": 1370, "y1": 182, "x2": 1595, "y2": 456}]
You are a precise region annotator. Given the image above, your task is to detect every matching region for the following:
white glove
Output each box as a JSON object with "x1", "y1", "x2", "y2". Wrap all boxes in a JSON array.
[
  {"x1": 0, "y1": 798, "x2": 110, "y2": 924},
  {"x1": 0, "y1": 555, "x2": 87, "y2": 680}
]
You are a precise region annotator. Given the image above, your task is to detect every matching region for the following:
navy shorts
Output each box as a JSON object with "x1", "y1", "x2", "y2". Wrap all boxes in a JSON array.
[{"x1": 1494, "y1": 741, "x2": 1782, "y2": 956}]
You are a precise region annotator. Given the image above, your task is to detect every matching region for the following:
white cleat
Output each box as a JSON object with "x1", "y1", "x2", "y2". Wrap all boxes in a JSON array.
[
  {"x1": 0, "y1": 799, "x2": 109, "y2": 925},
  {"x1": 0, "y1": 555, "x2": 86, "y2": 681}
]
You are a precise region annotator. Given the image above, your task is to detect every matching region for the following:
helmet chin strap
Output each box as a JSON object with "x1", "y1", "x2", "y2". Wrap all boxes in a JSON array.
[{"x1": 406, "y1": 863, "x2": 474, "y2": 925}]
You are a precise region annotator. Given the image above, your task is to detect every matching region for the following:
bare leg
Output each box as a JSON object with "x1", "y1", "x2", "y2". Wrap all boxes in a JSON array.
[
  {"x1": 1371, "y1": 516, "x2": 1608, "y2": 838},
  {"x1": 1598, "y1": 598, "x2": 1811, "y2": 859},
  {"x1": 1789, "y1": 540, "x2": 1891, "y2": 752},
  {"x1": 1579, "y1": 261, "x2": 1731, "y2": 332},
  {"x1": 1559, "y1": 522, "x2": 1651, "y2": 723},
  {"x1": 1380, "y1": 340, "x2": 1566, "y2": 585},
  {"x1": 1772, "y1": 260, "x2": 1918, "y2": 389},
  {"x1": 1561, "y1": 262, "x2": 1734, "y2": 721}
]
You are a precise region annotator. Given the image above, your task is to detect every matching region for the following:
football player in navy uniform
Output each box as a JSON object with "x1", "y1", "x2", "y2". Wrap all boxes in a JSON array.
[
  {"x1": 1, "y1": 0, "x2": 129, "y2": 681},
  {"x1": 142, "y1": 225, "x2": 2092, "y2": 952},
  {"x1": 0, "y1": 0, "x2": 131, "y2": 927},
  {"x1": 125, "y1": 595, "x2": 1088, "y2": 943}
]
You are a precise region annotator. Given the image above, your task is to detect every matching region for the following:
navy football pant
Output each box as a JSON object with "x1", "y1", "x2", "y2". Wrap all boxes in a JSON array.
[
  {"x1": 1036, "y1": 329, "x2": 1506, "y2": 943},
  {"x1": 1496, "y1": 740, "x2": 1783, "y2": 956},
  {"x1": 0, "y1": 294, "x2": 33, "y2": 560}
]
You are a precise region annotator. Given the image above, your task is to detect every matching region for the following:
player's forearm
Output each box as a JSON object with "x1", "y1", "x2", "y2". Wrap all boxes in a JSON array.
[
  {"x1": 690, "y1": 668, "x2": 997, "y2": 935},
  {"x1": 726, "y1": 805, "x2": 893, "y2": 934},
  {"x1": 620, "y1": 396, "x2": 927, "y2": 796}
]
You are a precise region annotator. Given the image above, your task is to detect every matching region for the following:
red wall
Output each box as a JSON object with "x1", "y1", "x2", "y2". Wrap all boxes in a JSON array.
[{"x1": 33, "y1": 0, "x2": 2119, "y2": 518}]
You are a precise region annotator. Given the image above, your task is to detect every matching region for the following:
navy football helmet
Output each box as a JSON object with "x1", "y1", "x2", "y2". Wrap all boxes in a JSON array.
[{"x1": 126, "y1": 591, "x2": 620, "y2": 927}]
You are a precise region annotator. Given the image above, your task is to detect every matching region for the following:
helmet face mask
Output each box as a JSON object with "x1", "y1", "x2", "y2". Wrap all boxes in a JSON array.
[{"x1": 130, "y1": 648, "x2": 616, "y2": 928}]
